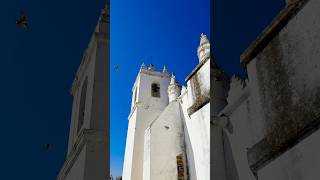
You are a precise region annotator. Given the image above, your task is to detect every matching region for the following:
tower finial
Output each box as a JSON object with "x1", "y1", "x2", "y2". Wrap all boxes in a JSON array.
[
  {"x1": 163, "y1": 65, "x2": 168, "y2": 73},
  {"x1": 140, "y1": 62, "x2": 147, "y2": 71},
  {"x1": 148, "y1": 64, "x2": 155, "y2": 71},
  {"x1": 197, "y1": 33, "x2": 210, "y2": 63}
]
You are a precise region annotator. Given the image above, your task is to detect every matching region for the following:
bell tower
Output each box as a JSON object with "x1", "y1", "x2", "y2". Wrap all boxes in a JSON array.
[
  {"x1": 122, "y1": 64, "x2": 170, "y2": 180},
  {"x1": 57, "y1": 4, "x2": 109, "y2": 180}
]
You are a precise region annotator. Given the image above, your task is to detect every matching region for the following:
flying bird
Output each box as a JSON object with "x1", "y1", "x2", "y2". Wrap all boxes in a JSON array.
[
  {"x1": 114, "y1": 65, "x2": 120, "y2": 72},
  {"x1": 16, "y1": 11, "x2": 29, "y2": 31},
  {"x1": 44, "y1": 143, "x2": 52, "y2": 150}
]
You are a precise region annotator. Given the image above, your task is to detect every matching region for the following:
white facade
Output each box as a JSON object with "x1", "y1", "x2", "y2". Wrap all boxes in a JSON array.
[
  {"x1": 57, "y1": 4, "x2": 109, "y2": 180},
  {"x1": 123, "y1": 34, "x2": 213, "y2": 180}
]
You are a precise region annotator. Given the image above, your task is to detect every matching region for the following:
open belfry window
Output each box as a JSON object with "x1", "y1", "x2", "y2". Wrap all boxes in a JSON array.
[
  {"x1": 151, "y1": 83, "x2": 160, "y2": 97},
  {"x1": 77, "y1": 77, "x2": 88, "y2": 134},
  {"x1": 176, "y1": 154, "x2": 185, "y2": 180}
]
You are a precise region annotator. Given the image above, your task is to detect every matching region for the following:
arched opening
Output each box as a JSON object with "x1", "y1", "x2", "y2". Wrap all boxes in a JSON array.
[
  {"x1": 151, "y1": 83, "x2": 160, "y2": 97},
  {"x1": 77, "y1": 77, "x2": 88, "y2": 134}
]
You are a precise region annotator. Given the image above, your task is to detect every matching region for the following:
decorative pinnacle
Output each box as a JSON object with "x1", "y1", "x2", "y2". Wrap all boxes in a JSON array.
[
  {"x1": 163, "y1": 65, "x2": 168, "y2": 73},
  {"x1": 200, "y1": 33, "x2": 209, "y2": 45},
  {"x1": 140, "y1": 62, "x2": 147, "y2": 70},
  {"x1": 197, "y1": 33, "x2": 210, "y2": 63},
  {"x1": 168, "y1": 72, "x2": 181, "y2": 102},
  {"x1": 170, "y1": 72, "x2": 179, "y2": 85},
  {"x1": 148, "y1": 64, "x2": 155, "y2": 71}
]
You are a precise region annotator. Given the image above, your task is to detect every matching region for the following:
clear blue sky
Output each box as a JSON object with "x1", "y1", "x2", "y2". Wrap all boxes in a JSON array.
[
  {"x1": 110, "y1": 0, "x2": 210, "y2": 177},
  {"x1": 213, "y1": 0, "x2": 285, "y2": 76},
  {"x1": 0, "y1": 0, "x2": 105, "y2": 179}
]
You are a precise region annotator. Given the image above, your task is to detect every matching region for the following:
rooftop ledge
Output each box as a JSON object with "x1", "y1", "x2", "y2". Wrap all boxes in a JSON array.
[
  {"x1": 185, "y1": 57, "x2": 209, "y2": 82},
  {"x1": 240, "y1": 0, "x2": 309, "y2": 66}
]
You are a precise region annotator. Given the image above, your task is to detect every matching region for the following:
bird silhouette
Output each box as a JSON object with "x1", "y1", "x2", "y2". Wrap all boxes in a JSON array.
[
  {"x1": 114, "y1": 65, "x2": 120, "y2": 72},
  {"x1": 16, "y1": 10, "x2": 29, "y2": 31},
  {"x1": 44, "y1": 143, "x2": 52, "y2": 150}
]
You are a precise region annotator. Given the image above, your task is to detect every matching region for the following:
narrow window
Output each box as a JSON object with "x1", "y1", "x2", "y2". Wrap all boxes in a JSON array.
[
  {"x1": 77, "y1": 77, "x2": 88, "y2": 134},
  {"x1": 151, "y1": 83, "x2": 160, "y2": 97}
]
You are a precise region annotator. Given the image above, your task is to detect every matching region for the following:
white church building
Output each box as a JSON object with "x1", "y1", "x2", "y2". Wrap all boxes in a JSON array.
[{"x1": 122, "y1": 33, "x2": 219, "y2": 180}]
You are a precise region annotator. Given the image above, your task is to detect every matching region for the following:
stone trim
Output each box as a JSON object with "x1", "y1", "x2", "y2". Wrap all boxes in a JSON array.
[
  {"x1": 185, "y1": 57, "x2": 209, "y2": 82},
  {"x1": 240, "y1": 0, "x2": 309, "y2": 66},
  {"x1": 247, "y1": 114, "x2": 320, "y2": 174},
  {"x1": 57, "y1": 129, "x2": 106, "y2": 180}
]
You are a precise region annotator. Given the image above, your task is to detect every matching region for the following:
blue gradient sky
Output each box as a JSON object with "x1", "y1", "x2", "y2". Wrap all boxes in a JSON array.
[
  {"x1": 213, "y1": 0, "x2": 285, "y2": 76},
  {"x1": 0, "y1": 0, "x2": 105, "y2": 179},
  {"x1": 110, "y1": 0, "x2": 210, "y2": 177}
]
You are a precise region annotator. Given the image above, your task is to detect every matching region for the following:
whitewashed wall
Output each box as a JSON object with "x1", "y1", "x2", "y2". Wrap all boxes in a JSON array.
[
  {"x1": 122, "y1": 69, "x2": 170, "y2": 180},
  {"x1": 180, "y1": 58, "x2": 210, "y2": 180},
  {"x1": 146, "y1": 101, "x2": 186, "y2": 180},
  {"x1": 221, "y1": 0, "x2": 320, "y2": 180}
]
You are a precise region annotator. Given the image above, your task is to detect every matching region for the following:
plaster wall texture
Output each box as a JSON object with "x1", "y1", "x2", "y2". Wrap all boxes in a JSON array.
[
  {"x1": 145, "y1": 101, "x2": 186, "y2": 180},
  {"x1": 143, "y1": 127, "x2": 151, "y2": 180},
  {"x1": 245, "y1": 0, "x2": 320, "y2": 145},
  {"x1": 259, "y1": 128, "x2": 320, "y2": 180},
  {"x1": 122, "y1": 110, "x2": 137, "y2": 180},
  {"x1": 186, "y1": 61, "x2": 210, "y2": 107},
  {"x1": 180, "y1": 58, "x2": 210, "y2": 180},
  {"x1": 189, "y1": 103, "x2": 210, "y2": 180},
  {"x1": 246, "y1": 0, "x2": 320, "y2": 178},
  {"x1": 219, "y1": 84, "x2": 256, "y2": 180},
  {"x1": 83, "y1": 133, "x2": 108, "y2": 180},
  {"x1": 65, "y1": 144, "x2": 87, "y2": 180},
  {"x1": 180, "y1": 89, "x2": 197, "y2": 180}
]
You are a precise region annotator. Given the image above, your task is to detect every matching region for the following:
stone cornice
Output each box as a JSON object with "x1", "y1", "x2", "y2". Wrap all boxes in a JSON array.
[
  {"x1": 187, "y1": 95, "x2": 210, "y2": 116},
  {"x1": 185, "y1": 57, "x2": 209, "y2": 82},
  {"x1": 57, "y1": 129, "x2": 106, "y2": 180},
  {"x1": 140, "y1": 69, "x2": 170, "y2": 79},
  {"x1": 240, "y1": 0, "x2": 309, "y2": 66}
]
